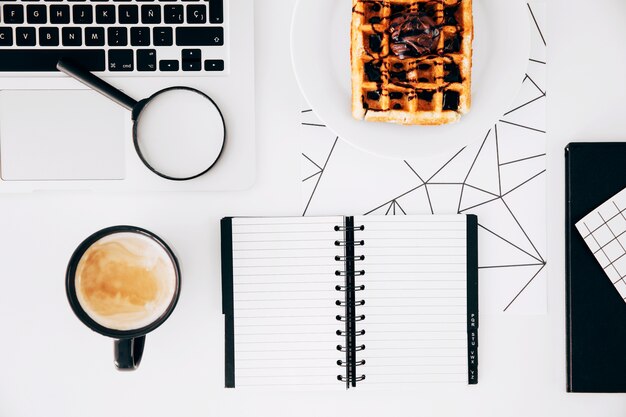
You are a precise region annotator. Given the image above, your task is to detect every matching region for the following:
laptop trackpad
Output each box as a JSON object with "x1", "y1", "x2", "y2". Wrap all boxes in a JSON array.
[{"x1": 0, "y1": 90, "x2": 126, "y2": 181}]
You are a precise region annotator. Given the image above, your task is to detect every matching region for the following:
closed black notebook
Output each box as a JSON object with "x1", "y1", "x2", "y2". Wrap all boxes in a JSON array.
[
  {"x1": 221, "y1": 215, "x2": 478, "y2": 389},
  {"x1": 566, "y1": 142, "x2": 626, "y2": 392}
]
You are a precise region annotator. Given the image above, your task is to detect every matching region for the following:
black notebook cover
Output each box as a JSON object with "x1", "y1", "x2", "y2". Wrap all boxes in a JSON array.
[{"x1": 566, "y1": 142, "x2": 626, "y2": 392}]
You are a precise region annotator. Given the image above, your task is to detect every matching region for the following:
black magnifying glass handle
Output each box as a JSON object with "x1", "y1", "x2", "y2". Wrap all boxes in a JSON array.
[{"x1": 56, "y1": 58, "x2": 138, "y2": 111}]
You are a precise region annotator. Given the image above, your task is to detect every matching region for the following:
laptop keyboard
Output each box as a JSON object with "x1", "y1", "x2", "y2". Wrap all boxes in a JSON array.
[{"x1": 0, "y1": 0, "x2": 227, "y2": 74}]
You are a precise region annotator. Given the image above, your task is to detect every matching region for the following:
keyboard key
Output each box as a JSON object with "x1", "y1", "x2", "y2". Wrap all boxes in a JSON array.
[
  {"x1": 95, "y1": 5, "x2": 114, "y2": 24},
  {"x1": 164, "y1": 5, "x2": 183, "y2": 24},
  {"x1": 182, "y1": 48, "x2": 201, "y2": 71},
  {"x1": 141, "y1": 5, "x2": 160, "y2": 23},
  {"x1": 108, "y1": 49, "x2": 133, "y2": 71},
  {"x1": 130, "y1": 27, "x2": 149, "y2": 46},
  {"x1": 62, "y1": 26, "x2": 81, "y2": 46},
  {"x1": 26, "y1": 5, "x2": 46, "y2": 23},
  {"x1": 153, "y1": 27, "x2": 172, "y2": 46},
  {"x1": 0, "y1": 50, "x2": 104, "y2": 71},
  {"x1": 204, "y1": 59, "x2": 223, "y2": 71},
  {"x1": 176, "y1": 27, "x2": 223, "y2": 46},
  {"x1": 85, "y1": 27, "x2": 104, "y2": 46},
  {"x1": 4, "y1": 5, "x2": 24, "y2": 24},
  {"x1": 182, "y1": 48, "x2": 200, "y2": 61},
  {"x1": 39, "y1": 27, "x2": 59, "y2": 46},
  {"x1": 119, "y1": 5, "x2": 138, "y2": 23},
  {"x1": 208, "y1": 0, "x2": 222, "y2": 24},
  {"x1": 50, "y1": 5, "x2": 70, "y2": 23},
  {"x1": 182, "y1": 61, "x2": 200, "y2": 71},
  {"x1": 107, "y1": 27, "x2": 127, "y2": 46},
  {"x1": 159, "y1": 60, "x2": 178, "y2": 71},
  {"x1": 186, "y1": 4, "x2": 206, "y2": 23},
  {"x1": 137, "y1": 49, "x2": 156, "y2": 71},
  {"x1": 0, "y1": 28, "x2": 12, "y2": 46},
  {"x1": 15, "y1": 27, "x2": 35, "y2": 46},
  {"x1": 73, "y1": 5, "x2": 93, "y2": 23}
]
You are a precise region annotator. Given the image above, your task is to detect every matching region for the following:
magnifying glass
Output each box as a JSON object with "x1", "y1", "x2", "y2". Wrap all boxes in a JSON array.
[{"x1": 56, "y1": 59, "x2": 226, "y2": 181}]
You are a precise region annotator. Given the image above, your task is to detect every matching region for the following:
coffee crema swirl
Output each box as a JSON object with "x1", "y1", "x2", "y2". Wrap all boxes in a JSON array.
[{"x1": 75, "y1": 233, "x2": 177, "y2": 331}]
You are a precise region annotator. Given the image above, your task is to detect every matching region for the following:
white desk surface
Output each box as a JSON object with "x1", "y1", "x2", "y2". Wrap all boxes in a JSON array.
[{"x1": 1, "y1": 0, "x2": 626, "y2": 416}]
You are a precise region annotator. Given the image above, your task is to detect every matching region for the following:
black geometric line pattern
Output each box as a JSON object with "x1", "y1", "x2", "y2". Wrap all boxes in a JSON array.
[{"x1": 300, "y1": 3, "x2": 546, "y2": 313}]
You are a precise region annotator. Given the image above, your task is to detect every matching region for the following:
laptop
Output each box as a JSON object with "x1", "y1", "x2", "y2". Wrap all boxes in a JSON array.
[{"x1": 0, "y1": 0, "x2": 255, "y2": 192}]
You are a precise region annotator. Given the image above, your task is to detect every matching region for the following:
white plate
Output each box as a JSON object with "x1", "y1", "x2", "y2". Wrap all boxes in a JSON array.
[{"x1": 291, "y1": 0, "x2": 530, "y2": 159}]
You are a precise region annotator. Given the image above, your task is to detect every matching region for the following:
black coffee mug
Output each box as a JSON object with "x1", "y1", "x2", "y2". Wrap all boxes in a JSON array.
[{"x1": 66, "y1": 226, "x2": 181, "y2": 371}]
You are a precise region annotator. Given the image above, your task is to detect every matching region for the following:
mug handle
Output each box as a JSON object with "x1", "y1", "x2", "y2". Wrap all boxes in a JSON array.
[{"x1": 114, "y1": 336, "x2": 146, "y2": 371}]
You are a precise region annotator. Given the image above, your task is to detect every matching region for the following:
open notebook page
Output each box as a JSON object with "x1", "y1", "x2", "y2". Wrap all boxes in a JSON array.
[
  {"x1": 354, "y1": 215, "x2": 469, "y2": 385},
  {"x1": 230, "y1": 216, "x2": 345, "y2": 388}
]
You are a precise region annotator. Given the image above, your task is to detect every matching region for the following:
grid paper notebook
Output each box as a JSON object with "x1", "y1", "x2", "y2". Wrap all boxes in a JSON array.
[
  {"x1": 575, "y1": 187, "x2": 626, "y2": 301},
  {"x1": 565, "y1": 142, "x2": 626, "y2": 392},
  {"x1": 221, "y1": 215, "x2": 478, "y2": 389}
]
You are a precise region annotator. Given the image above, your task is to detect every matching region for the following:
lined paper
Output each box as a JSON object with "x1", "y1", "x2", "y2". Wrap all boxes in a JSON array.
[
  {"x1": 231, "y1": 217, "x2": 345, "y2": 388},
  {"x1": 353, "y1": 215, "x2": 469, "y2": 385},
  {"x1": 228, "y1": 215, "x2": 470, "y2": 389}
]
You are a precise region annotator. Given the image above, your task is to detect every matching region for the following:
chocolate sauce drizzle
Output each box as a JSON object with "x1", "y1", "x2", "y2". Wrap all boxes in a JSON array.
[{"x1": 353, "y1": 0, "x2": 467, "y2": 113}]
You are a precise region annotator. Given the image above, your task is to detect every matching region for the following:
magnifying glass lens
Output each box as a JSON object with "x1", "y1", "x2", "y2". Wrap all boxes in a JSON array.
[{"x1": 135, "y1": 89, "x2": 225, "y2": 180}]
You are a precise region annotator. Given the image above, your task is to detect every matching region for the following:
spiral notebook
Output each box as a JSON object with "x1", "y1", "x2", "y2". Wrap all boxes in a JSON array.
[{"x1": 221, "y1": 215, "x2": 478, "y2": 389}]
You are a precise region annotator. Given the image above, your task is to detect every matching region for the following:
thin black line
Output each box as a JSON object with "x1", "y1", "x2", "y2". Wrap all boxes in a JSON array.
[
  {"x1": 503, "y1": 263, "x2": 546, "y2": 312},
  {"x1": 499, "y1": 120, "x2": 546, "y2": 134},
  {"x1": 302, "y1": 171, "x2": 322, "y2": 182},
  {"x1": 426, "y1": 147, "x2": 466, "y2": 183},
  {"x1": 500, "y1": 153, "x2": 546, "y2": 167},
  {"x1": 599, "y1": 211, "x2": 626, "y2": 257},
  {"x1": 302, "y1": 153, "x2": 323, "y2": 171},
  {"x1": 393, "y1": 200, "x2": 397, "y2": 215},
  {"x1": 459, "y1": 129, "x2": 492, "y2": 213},
  {"x1": 502, "y1": 95, "x2": 546, "y2": 117},
  {"x1": 301, "y1": 109, "x2": 313, "y2": 113},
  {"x1": 479, "y1": 263, "x2": 544, "y2": 270},
  {"x1": 527, "y1": 3, "x2": 546, "y2": 46},
  {"x1": 404, "y1": 160, "x2": 426, "y2": 183},
  {"x1": 456, "y1": 184, "x2": 465, "y2": 214},
  {"x1": 495, "y1": 124, "x2": 502, "y2": 196},
  {"x1": 364, "y1": 183, "x2": 426, "y2": 215},
  {"x1": 501, "y1": 198, "x2": 545, "y2": 263},
  {"x1": 502, "y1": 170, "x2": 546, "y2": 197},
  {"x1": 458, "y1": 196, "x2": 501, "y2": 213},
  {"x1": 463, "y1": 184, "x2": 500, "y2": 197},
  {"x1": 464, "y1": 130, "x2": 491, "y2": 183},
  {"x1": 303, "y1": 137, "x2": 338, "y2": 216},
  {"x1": 525, "y1": 73, "x2": 546, "y2": 96},
  {"x1": 424, "y1": 184, "x2": 434, "y2": 214},
  {"x1": 581, "y1": 204, "x2": 626, "y2": 239},
  {"x1": 385, "y1": 201, "x2": 393, "y2": 215},
  {"x1": 427, "y1": 182, "x2": 498, "y2": 197},
  {"x1": 395, "y1": 199, "x2": 407, "y2": 215},
  {"x1": 529, "y1": 58, "x2": 546, "y2": 65},
  {"x1": 583, "y1": 222, "x2": 621, "y2": 281},
  {"x1": 301, "y1": 122, "x2": 326, "y2": 128},
  {"x1": 478, "y1": 223, "x2": 543, "y2": 263}
]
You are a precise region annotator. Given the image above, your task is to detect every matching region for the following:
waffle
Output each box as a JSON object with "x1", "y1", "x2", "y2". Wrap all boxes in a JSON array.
[{"x1": 351, "y1": 0, "x2": 473, "y2": 125}]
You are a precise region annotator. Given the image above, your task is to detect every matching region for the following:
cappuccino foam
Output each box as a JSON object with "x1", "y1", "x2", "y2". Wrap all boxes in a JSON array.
[{"x1": 75, "y1": 232, "x2": 177, "y2": 331}]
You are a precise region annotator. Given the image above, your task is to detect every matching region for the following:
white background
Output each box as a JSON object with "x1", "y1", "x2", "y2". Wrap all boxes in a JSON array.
[{"x1": 1, "y1": 0, "x2": 626, "y2": 416}]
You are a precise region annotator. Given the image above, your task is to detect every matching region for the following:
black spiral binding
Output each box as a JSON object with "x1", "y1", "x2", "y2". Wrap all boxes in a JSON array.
[{"x1": 334, "y1": 216, "x2": 366, "y2": 388}]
